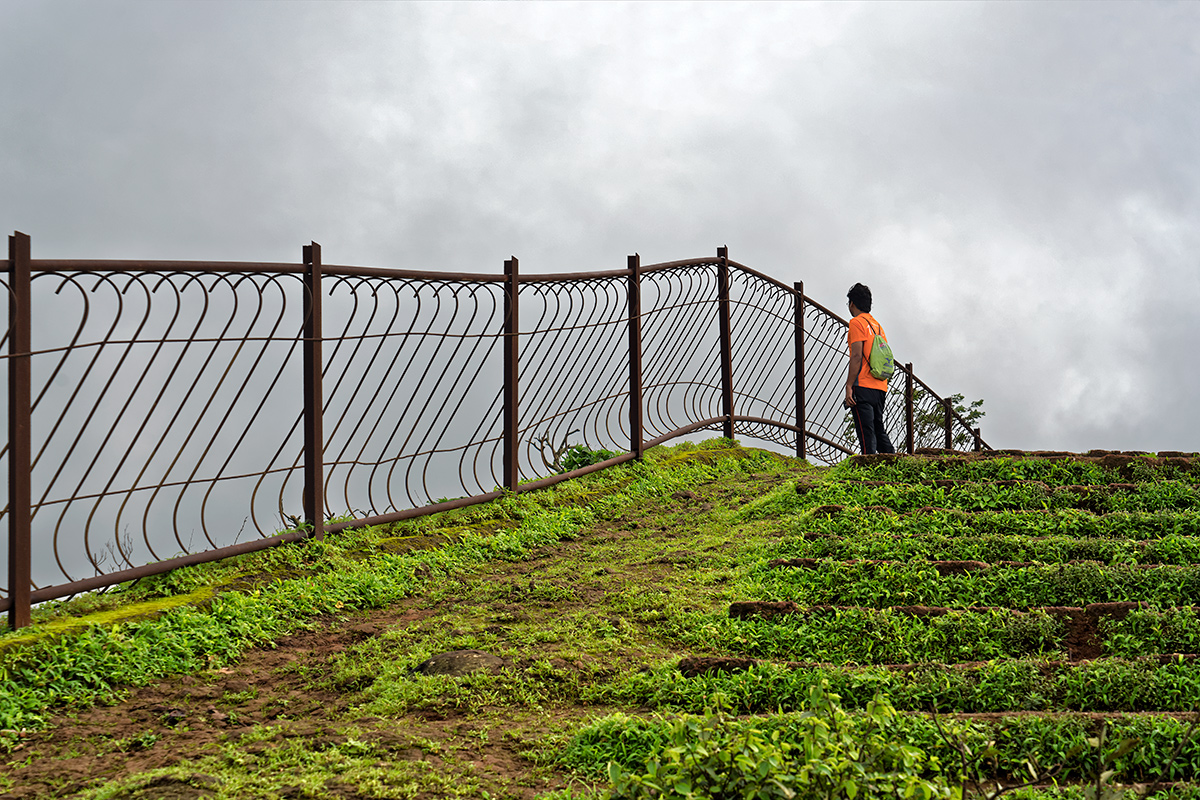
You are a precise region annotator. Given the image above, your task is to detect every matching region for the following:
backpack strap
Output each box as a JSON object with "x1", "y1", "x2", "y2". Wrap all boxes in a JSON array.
[{"x1": 861, "y1": 316, "x2": 878, "y2": 356}]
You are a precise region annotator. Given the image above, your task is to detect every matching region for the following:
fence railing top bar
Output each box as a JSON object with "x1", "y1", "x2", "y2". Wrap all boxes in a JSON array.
[
  {"x1": 30, "y1": 259, "x2": 305, "y2": 275},
  {"x1": 10, "y1": 254, "x2": 784, "y2": 284},
  {"x1": 17, "y1": 259, "x2": 730, "y2": 283},
  {"x1": 325, "y1": 264, "x2": 506, "y2": 282},
  {"x1": 521, "y1": 268, "x2": 630, "y2": 282},
  {"x1": 907, "y1": 369, "x2": 944, "y2": 404},
  {"x1": 800, "y1": 292, "x2": 849, "y2": 325},
  {"x1": 640, "y1": 257, "x2": 720, "y2": 273},
  {"x1": 726, "y1": 260, "x2": 795, "y2": 294}
]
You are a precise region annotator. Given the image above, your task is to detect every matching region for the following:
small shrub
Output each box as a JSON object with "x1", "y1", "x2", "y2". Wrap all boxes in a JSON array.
[{"x1": 561, "y1": 445, "x2": 620, "y2": 473}]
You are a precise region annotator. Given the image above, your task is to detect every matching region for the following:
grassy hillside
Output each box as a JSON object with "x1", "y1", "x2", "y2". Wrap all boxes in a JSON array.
[{"x1": 2, "y1": 440, "x2": 1200, "y2": 799}]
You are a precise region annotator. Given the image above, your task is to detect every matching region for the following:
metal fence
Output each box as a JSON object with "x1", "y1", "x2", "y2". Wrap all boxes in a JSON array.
[{"x1": 2, "y1": 233, "x2": 988, "y2": 629}]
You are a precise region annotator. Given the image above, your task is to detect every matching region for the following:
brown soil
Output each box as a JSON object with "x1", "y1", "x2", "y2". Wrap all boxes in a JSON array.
[{"x1": 0, "y1": 608, "x2": 431, "y2": 800}]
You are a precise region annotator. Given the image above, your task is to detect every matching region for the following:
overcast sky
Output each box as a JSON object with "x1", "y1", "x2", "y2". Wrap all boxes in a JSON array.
[{"x1": 4, "y1": 0, "x2": 1199, "y2": 454}]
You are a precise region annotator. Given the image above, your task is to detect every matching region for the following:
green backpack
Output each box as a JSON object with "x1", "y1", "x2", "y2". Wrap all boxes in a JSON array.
[{"x1": 864, "y1": 318, "x2": 895, "y2": 381}]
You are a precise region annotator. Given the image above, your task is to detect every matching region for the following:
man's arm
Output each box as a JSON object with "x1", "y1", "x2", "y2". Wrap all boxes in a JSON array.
[{"x1": 845, "y1": 340, "x2": 864, "y2": 406}]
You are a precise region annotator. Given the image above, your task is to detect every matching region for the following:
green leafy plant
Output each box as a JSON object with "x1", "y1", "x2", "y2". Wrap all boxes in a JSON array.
[
  {"x1": 561, "y1": 444, "x2": 620, "y2": 473},
  {"x1": 605, "y1": 683, "x2": 953, "y2": 800}
]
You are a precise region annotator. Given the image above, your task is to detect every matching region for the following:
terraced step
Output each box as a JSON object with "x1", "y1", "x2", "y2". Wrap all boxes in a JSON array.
[
  {"x1": 673, "y1": 654, "x2": 1200, "y2": 713},
  {"x1": 778, "y1": 531, "x2": 1200, "y2": 565},
  {"x1": 728, "y1": 600, "x2": 1150, "y2": 621},
  {"x1": 751, "y1": 559, "x2": 1200, "y2": 609},
  {"x1": 675, "y1": 604, "x2": 1067, "y2": 663},
  {"x1": 853, "y1": 449, "x2": 1199, "y2": 464},
  {"x1": 793, "y1": 480, "x2": 1200, "y2": 514},
  {"x1": 679, "y1": 653, "x2": 1200, "y2": 677},
  {"x1": 767, "y1": 557, "x2": 1184, "y2": 572},
  {"x1": 833, "y1": 451, "x2": 1200, "y2": 489},
  {"x1": 788, "y1": 506, "x2": 1200, "y2": 539},
  {"x1": 838, "y1": 479, "x2": 1144, "y2": 490},
  {"x1": 725, "y1": 600, "x2": 1197, "y2": 661}
]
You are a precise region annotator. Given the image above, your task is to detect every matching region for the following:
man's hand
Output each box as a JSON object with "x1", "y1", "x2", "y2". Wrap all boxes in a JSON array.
[{"x1": 845, "y1": 340, "x2": 864, "y2": 407}]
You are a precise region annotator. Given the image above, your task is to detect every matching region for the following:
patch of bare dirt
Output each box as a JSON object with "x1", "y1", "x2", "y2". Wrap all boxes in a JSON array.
[{"x1": 0, "y1": 606, "x2": 430, "y2": 800}]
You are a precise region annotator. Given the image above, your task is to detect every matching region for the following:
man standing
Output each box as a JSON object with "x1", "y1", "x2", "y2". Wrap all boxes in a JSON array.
[{"x1": 844, "y1": 283, "x2": 896, "y2": 455}]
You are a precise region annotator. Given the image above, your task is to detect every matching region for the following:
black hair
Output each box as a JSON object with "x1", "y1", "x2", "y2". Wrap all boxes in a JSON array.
[{"x1": 847, "y1": 283, "x2": 872, "y2": 313}]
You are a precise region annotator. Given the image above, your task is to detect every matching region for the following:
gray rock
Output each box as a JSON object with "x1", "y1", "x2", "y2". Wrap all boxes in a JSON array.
[{"x1": 415, "y1": 649, "x2": 504, "y2": 677}]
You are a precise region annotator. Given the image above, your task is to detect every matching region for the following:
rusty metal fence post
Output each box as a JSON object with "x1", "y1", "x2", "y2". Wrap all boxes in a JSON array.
[
  {"x1": 716, "y1": 246, "x2": 734, "y2": 440},
  {"x1": 7, "y1": 232, "x2": 32, "y2": 630},
  {"x1": 794, "y1": 281, "x2": 806, "y2": 460},
  {"x1": 943, "y1": 396, "x2": 953, "y2": 450},
  {"x1": 503, "y1": 256, "x2": 519, "y2": 490},
  {"x1": 302, "y1": 242, "x2": 325, "y2": 541},
  {"x1": 904, "y1": 362, "x2": 915, "y2": 455},
  {"x1": 628, "y1": 254, "x2": 643, "y2": 460}
]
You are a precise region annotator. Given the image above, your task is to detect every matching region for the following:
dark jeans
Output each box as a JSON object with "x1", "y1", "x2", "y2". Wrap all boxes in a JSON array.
[{"x1": 850, "y1": 386, "x2": 896, "y2": 455}]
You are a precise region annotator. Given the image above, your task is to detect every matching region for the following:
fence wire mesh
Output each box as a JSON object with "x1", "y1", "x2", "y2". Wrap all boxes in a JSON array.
[
  {"x1": 320, "y1": 275, "x2": 507, "y2": 519},
  {"x1": 801, "y1": 300, "x2": 859, "y2": 462},
  {"x1": 519, "y1": 276, "x2": 629, "y2": 477},
  {"x1": 728, "y1": 266, "x2": 797, "y2": 450},
  {"x1": 18, "y1": 268, "x2": 309, "y2": 590},
  {"x1": 640, "y1": 262, "x2": 724, "y2": 441}
]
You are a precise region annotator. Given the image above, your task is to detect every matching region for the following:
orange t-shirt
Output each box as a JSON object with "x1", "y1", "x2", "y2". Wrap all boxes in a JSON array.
[{"x1": 848, "y1": 313, "x2": 888, "y2": 391}]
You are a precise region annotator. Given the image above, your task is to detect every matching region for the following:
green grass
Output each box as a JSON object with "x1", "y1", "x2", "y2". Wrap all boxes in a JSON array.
[
  {"x1": 0, "y1": 440, "x2": 779, "y2": 732},
  {"x1": 774, "y1": 478, "x2": 1200, "y2": 514},
  {"x1": 601, "y1": 656, "x2": 1200, "y2": 714},
  {"x1": 669, "y1": 606, "x2": 1066, "y2": 663},
  {"x1": 4, "y1": 442, "x2": 1200, "y2": 799},
  {"x1": 564, "y1": 702, "x2": 1200, "y2": 785},
  {"x1": 763, "y1": 529, "x2": 1200, "y2": 565},
  {"x1": 744, "y1": 560, "x2": 1200, "y2": 608},
  {"x1": 759, "y1": 503, "x2": 1200, "y2": 542}
]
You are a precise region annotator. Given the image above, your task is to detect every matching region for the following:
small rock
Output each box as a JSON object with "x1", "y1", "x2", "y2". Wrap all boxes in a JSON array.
[
  {"x1": 729, "y1": 600, "x2": 799, "y2": 620},
  {"x1": 415, "y1": 649, "x2": 504, "y2": 677},
  {"x1": 679, "y1": 656, "x2": 758, "y2": 677}
]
